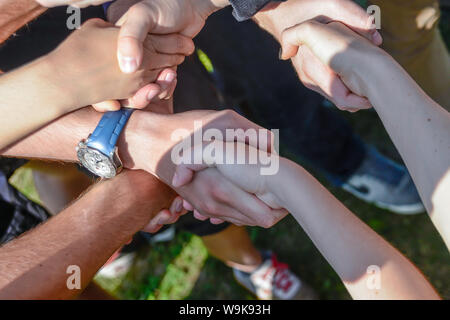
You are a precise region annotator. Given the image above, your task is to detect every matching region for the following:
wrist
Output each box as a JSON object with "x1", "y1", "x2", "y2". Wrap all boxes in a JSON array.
[
  {"x1": 38, "y1": 54, "x2": 83, "y2": 112},
  {"x1": 264, "y1": 156, "x2": 291, "y2": 208},
  {"x1": 354, "y1": 51, "x2": 398, "y2": 104},
  {"x1": 95, "y1": 171, "x2": 163, "y2": 230},
  {"x1": 253, "y1": 1, "x2": 288, "y2": 41},
  {"x1": 118, "y1": 111, "x2": 174, "y2": 177},
  {"x1": 32, "y1": 56, "x2": 78, "y2": 113}
]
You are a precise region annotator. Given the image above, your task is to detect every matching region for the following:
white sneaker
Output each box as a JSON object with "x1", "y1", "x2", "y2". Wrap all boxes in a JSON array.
[{"x1": 233, "y1": 251, "x2": 317, "y2": 300}]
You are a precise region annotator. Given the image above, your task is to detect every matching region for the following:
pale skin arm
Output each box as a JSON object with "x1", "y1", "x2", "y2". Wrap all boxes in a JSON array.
[
  {"x1": 0, "y1": 18, "x2": 192, "y2": 149},
  {"x1": 174, "y1": 142, "x2": 439, "y2": 299},
  {"x1": 271, "y1": 158, "x2": 440, "y2": 300},
  {"x1": 0, "y1": 170, "x2": 176, "y2": 300},
  {"x1": 0, "y1": 58, "x2": 76, "y2": 150},
  {"x1": 280, "y1": 21, "x2": 450, "y2": 248}
]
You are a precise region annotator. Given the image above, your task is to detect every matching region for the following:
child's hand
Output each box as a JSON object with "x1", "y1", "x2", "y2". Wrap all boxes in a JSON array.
[
  {"x1": 45, "y1": 19, "x2": 193, "y2": 111},
  {"x1": 172, "y1": 141, "x2": 287, "y2": 226},
  {"x1": 280, "y1": 20, "x2": 388, "y2": 112}
]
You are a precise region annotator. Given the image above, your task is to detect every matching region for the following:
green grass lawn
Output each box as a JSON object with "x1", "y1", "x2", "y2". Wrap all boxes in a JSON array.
[{"x1": 10, "y1": 2, "x2": 450, "y2": 300}]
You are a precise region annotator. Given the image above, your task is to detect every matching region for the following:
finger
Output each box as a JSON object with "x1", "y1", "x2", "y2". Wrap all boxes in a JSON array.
[
  {"x1": 117, "y1": 4, "x2": 155, "y2": 73},
  {"x1": 193, "y1": 210, "x2": 209, "y2": 221},
  {"x1": 92, "y1": 100, "x2": 121, "y2": 112},
  {"x1": 161, "y1": 78, "x2": 177, "y2": 100},
  {"x1": 142, "y1": 209, "x2": 169, "y2": 233},
  {"x1": 124, "y1": 83, "x2": 161, "y2": 108},
  {"x1": 142, "y1": 222, "x2": 163, "y2": 234},
  {"x1": 172, "y1": 163, "x2": 210, "y2": 187},
  {"x1": 299, "y1": 45, "x2": 371, "y2": 110},
  {"x1": 142, "y1": 53, "x2": 185, "y2": 71},
  {"x1": 169, "y1": 196, "x2": 185, "y2": 215},
  {"x1": 210, "y1": 218, "x2": 225, "y2": 225},
  {"x1": 328, "y1": 0, "x2": 382, "y2": 45},
  {"x1": 195, "y1": 203, "x2": 254, "y2": 226},
  {"x1": 221, "y1": 177, "x2": 289, "y2": 227},
  {"x1": 281, "y1": 20, "x2": 319, "y2": 60},
  {"x1": 146, "y1": 34, "x2": 195, "y2": 56},
  {"x1": 183, "y1": 200, "x2": 194, "y2": 211},
  {"x1": 155, "y1": 69, "x2": 178, "y2": 100},
  {"x1": 210, "y1": 111, "x2": 274, "y2": 153}
]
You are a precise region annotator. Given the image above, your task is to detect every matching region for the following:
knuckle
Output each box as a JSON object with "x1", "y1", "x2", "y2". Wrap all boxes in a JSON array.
[
  {"x1": 261, "y1": 214, "x2": 277, "y2": 228},
  {"x1": 219, "y1": 109, "x2": 238, "y2": 124},
  {"x1": 202, "y1": 201, "x2": 218, "y2": 215},
  {"x1": 210, "y1": 185, "x2": 228, "y2": 202},
  {"x1": 176, "y1": 35, "x2": 185, "y2": 50}
]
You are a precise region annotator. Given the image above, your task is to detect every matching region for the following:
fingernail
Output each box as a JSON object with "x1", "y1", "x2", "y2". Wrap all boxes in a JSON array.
[
  {"x1": 170, "y1": 198, "x2": 182, "y2": 214},
  {"x1": 372, "y1": 31, "x2": 382, "y2": 45},
  {"x1": 119, "y1": 55, "x2": 137, "y2": 73},
  {"x1": 165, "y1": 72, "x2": 176, "y2": 82},
  {"x1": 147, "y1": 88, "x2": 159, "y2": 101},
  {"x1": 278, "y1": 47, "x2": 283, "y2": 60},
  {"x1": 175, "y1": 199, "x2": 183, "y2": 213},
  {"x1": 172, "y1": 172, "x2": 180, "y2": 187}
]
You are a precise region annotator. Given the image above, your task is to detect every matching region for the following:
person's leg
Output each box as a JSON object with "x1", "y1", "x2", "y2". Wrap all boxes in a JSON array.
[
  {"x1": 201, "y1": 224, "x2": 262, "y2": 273},
  {"x1": 370, "y1": 0, "x2": 450, "y2": 109},
  {"x1": 28, "y1": 161, "x2": 93, "y2": 215},
  {"x1": 174, "y1": 214, "x2": 316, "y2": 299}
]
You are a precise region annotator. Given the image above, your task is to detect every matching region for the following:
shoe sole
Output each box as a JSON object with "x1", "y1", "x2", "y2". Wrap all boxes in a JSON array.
[{"x1": 342, "y1": 185, "x2": 425, "y2": 215}]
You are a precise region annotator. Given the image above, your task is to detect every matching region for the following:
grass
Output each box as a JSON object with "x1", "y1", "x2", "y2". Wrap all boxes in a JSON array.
[{"x1": 9, "y1": 2, "x2": 450, "y2": 300}]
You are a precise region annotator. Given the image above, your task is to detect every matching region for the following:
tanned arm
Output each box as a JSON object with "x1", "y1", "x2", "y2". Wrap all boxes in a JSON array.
[{"x1": 0, "y1": 170, "x2": 175, "y2": 299}]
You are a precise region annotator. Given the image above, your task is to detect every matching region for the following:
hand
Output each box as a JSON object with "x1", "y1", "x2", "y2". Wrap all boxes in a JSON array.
[
  {"x1": 106, "y1": 0, "x2": 227, "y2": 73},
  {"x1": 255, "y1": 0, "x2": 382, "y2": 110},
  {"x1": 35, "y1": 0, "x2": 110, "y2": 8},
  {"x1": 121, "y1": 108, "x2": 284, "y2": 228},
  {"x1": 171, "y1": 141, "x2": 287, "y2": 227},
  {"x1": 45, "y1": 19, "x2": 193, "y2": 111},
  {"x1": 142, "y1": 196, "x2": 187, "y2": 233},
  {"x1": 114, "y1": 169, "x2": 179, "y2": 229},
  {"x1": 281, "y1": 20, "x2": 388, "y2": 111}
]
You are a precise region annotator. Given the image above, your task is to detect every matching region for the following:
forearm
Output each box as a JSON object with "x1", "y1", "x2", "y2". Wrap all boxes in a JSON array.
[
  {"x1": 0, "y1": 170, "x2": 172, "y2": 299},
  {"x1": 0, "y1": 57, "x2": 76, "y2": 149},
  {"x1": 364, "y1": 55, "x2": 450, "y2": 245},
  {"x1": 0, "y1": 0, "x2": 46, "y2": 44},
  {"x1": 0, "y1": 106, "x2": 160, "y2": 172},
  {"x1": 367, "y1": 56, "x2": 450, "y2": 207},
  {"x1": 272, "y1": 158, "x2": 439, "y2": 299}
]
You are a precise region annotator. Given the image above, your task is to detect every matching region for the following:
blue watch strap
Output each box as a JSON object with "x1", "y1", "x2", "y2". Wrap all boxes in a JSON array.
[
  {"x1": 102, "y1": 1, "x2": 115, "y2": 15},
  {"x1": 86, "y1": 108, "x2": 134, "y2": 157}
]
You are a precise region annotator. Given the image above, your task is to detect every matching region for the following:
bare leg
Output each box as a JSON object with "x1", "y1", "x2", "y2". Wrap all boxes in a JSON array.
[
  {"x1": 201, "y1": 224, "x2": 263, "y2": 273},
  {"x1": 29, "y1": 161, "x2": 94, "y2": 215}
]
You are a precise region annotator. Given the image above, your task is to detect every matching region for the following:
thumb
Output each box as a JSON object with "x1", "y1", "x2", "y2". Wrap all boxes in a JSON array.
[
  {"x1": 328, "y1": 0, "x2": 382, "y2": 45},
  {"x1": 172, "y1": 163, "x2": 210, "y2": 188},
  {"x1": 116, "y1": 4, "x2": 155, "y2": 73}
]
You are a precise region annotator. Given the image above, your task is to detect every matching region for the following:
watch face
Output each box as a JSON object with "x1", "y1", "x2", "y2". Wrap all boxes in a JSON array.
[{"x1": 77, "y1": 145, "x2": 117, "y2": 179}]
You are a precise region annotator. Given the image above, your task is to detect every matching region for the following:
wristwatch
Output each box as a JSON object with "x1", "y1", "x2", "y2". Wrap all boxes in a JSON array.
[{"x1": 77, "y1": 108, "x2": 134, "y2": 179}]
